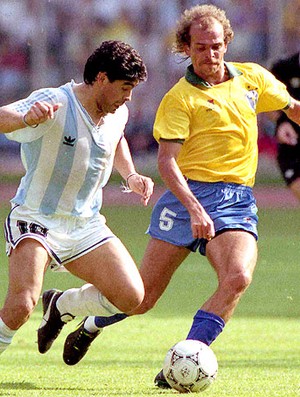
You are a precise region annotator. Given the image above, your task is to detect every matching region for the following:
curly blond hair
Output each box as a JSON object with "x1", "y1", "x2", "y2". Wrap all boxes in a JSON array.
[{"x1": 174, "y1": 4, "x2": 234, "y2": 54}]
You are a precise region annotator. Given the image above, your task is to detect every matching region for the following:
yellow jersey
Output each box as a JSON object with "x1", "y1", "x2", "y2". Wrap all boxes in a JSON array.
[{"x1": 153, "y1": 62, "x2": 290, "y2": 186}]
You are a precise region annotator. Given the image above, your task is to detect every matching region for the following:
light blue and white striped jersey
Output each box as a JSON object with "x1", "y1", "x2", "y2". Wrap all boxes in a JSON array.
[{"x1": 5, "y1": 81, "x2": 128, "y2": 217}]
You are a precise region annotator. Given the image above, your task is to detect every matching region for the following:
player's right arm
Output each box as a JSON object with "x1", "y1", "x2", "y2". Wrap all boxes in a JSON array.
[
  {"x1": 0, "y1": 101, "x2": 62, "y2": 133},
  {"x1": 157, "y1": 140, "x2": 215, "y2": 240},
  {"x1": 283, "y1": 97, "x2": 300, "y2": 126}
]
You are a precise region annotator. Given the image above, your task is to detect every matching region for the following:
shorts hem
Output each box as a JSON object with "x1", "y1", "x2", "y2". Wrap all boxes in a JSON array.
[
  {"x1": 51, "y1": 235, "x2": 117, "y2": 271},
  {"x1": 6, "y1": 233, "x2": 60, "y2": 263}
]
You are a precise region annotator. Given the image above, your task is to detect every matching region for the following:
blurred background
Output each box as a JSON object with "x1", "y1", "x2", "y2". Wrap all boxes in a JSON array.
[{"x1": 0, "y1": 0, "x2": 299, "y2": 184}]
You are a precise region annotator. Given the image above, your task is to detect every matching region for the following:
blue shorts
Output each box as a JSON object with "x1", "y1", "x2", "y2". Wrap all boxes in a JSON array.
[{"x1": 148, "y1": 181, "x2": 258, "y2": 256}]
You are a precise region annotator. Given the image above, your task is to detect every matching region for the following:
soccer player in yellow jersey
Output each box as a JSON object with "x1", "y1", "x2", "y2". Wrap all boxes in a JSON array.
[{"x1": 45, "y1": 4, "x2": 300, "y2": 382}]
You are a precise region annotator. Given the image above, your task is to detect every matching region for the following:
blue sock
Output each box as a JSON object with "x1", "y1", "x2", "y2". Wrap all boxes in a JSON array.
[
  {"x1": 94, "y1": 313, "x2": 128, "y2": 328},
  {"x1": 186, "y1": 309, "x2": 225, "y2": 345}
]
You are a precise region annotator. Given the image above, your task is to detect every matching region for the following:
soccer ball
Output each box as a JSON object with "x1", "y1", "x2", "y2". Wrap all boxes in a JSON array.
[{"x1": 163, "y1": 339, "x2": 218, "y2": 393}]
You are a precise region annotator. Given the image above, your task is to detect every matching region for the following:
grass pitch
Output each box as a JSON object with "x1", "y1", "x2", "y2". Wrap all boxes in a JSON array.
[{"x1": 0, "y1": 204, "x2": 299, "y2": 396}]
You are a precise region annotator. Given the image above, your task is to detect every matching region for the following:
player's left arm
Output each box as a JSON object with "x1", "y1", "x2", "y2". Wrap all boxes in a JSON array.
[
  {"x1": 113, "y1": 136, "x2": 154, "y2": 206},
  {"x1": 283, "y1": 97, "x2": 300, "y2": 126}
]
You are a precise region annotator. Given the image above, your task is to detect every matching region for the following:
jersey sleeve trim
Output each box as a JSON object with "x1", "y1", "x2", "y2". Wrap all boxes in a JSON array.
[
  {"x1": 283, "y1": 97, "x2": 291, "y2": 110},
  {"x1": 159, "y1": 137, "x2": 185, "y2": 144}
]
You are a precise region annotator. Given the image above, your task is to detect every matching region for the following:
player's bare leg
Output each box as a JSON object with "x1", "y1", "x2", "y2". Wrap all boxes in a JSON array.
[
  {"x1": 202, "y1": 230, "x2": 257, "y2": 321},
  {"x1": 132, "y1": 239, "x2": 191, "y2": 314},
  {"x1": 39, "y1": 238, "x2": 144, "y2": 357},
  {"x1": 155, "y1": 231, "x2": 257, "y2": 388},
  {"x1": 134, "y1": 239, "x2": 191, "y2": 389},
  {"x1": 64, "y1": 238, "x2": 144, "y2": 314},
  {"x1": 0, "y1": 239, "x2": 50, "y2": 353}
]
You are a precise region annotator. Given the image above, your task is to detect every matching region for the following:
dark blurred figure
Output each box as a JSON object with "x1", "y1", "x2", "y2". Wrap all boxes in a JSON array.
[{"x1": 270, "y1": 52, "x2": 300, "y2": 201}]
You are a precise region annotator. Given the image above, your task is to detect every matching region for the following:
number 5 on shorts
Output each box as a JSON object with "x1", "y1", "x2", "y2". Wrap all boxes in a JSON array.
[{"x1": 159, "y1": 207, "x2": 177, "y2": 231}]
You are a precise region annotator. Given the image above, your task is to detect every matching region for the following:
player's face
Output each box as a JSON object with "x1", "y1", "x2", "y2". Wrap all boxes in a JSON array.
[
  {"x1": 97, "y1": 77, "x2": 137, "y2": 115},
  {"x1": 184, "y1": 18, "x2": 227, "y2": 81}
]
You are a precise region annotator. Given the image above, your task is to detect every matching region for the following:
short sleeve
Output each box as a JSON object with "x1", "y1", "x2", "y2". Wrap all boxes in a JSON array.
[
  {"x1": 255, "y1": 65, "x2": 290, "y2": 113},
  {"x1": 153, "y1": 91, "x2": 190, "y2": 142},
  {"x1": 4, "y1": 88, "x2": 60, "y2": 143}
]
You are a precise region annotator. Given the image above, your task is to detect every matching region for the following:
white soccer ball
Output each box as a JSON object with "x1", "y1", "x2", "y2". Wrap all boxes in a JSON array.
[{"x1": 163, "y1": 339, "x2": 218, "y2": 393}]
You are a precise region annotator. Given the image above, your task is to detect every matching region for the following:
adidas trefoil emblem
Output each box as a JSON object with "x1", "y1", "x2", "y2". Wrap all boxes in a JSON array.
[{"x1": 63, "y1": 136, "x2": 76, "y2": 146}]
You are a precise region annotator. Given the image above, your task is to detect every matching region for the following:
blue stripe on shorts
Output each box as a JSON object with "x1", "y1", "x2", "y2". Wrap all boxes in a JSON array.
[{"x1": 147, "y1": 181, "x2": 258, "y2": 256}]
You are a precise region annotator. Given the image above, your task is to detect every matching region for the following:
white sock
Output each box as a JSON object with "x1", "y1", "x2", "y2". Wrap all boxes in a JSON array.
[
  {"x1": 56, "y1": 284, "x2": 121, "y2": 317},
  {"x1": 84, "y1": 316, "x2": 101, "y2": 333},
  {"x1": 0, "y1": 318, "x2": 17, "y2": 354}
]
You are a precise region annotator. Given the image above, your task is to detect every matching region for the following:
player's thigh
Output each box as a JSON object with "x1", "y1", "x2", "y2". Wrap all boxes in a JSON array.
[
  {"x1": 6, "y1": 238, "x2": 50, "y2": 302},
  {"x1": 206, "y1": 230, "x2": 258, "y2": 281},
  {"x1": 64, "y1": 238, "x2": 144, "y2": 301},
  {"x1": 138, "y1": 238, "x2": 190, "y2": 304}
]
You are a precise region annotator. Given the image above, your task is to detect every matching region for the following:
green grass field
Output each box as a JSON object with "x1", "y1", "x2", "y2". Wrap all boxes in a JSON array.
[{"x1": 0, "y1": 204, "x2": 299, "y2": 396}]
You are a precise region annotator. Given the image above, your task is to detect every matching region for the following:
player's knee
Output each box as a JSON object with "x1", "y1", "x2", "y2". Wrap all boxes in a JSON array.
[
  {"x1": 223, "y1": 270, "x2": 252, "y2": 297},
  {"x1": 138, "y1": 302, "x2": 154, "y2": 314},
  {"x1": 235, "y1": 270, "x2": 252, "y2": 293},
  {"x1": 132, "y1": 293, "x2": 157, "y2": 315},
  {"x1": 117, "y1": 287, "x2": 145, "y2": 314},
  {"x1": 18, "y1": 294, "x2": 37, "y2": 319},
  {"x1": 11, "y1": 293, "x2": 37, "y2": 326}
]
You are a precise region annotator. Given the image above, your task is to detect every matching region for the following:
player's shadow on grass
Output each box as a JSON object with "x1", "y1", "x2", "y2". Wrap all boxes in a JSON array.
[
  {"x1": 0, "y1": 382, "x2": 38, "y2": 390},
  {"x1": 0, "y1": 382, "x2": 98, "y2": 392}
]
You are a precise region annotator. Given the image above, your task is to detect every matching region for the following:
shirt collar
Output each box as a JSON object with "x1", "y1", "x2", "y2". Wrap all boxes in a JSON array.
[{"x1": 185, "y1": 62, "x2": 242, "y2": 87}]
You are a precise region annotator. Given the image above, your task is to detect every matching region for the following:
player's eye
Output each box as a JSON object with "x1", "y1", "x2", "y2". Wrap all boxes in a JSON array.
[{"x1": 212, "y1": 43, "x2": 223, "y2": 51}]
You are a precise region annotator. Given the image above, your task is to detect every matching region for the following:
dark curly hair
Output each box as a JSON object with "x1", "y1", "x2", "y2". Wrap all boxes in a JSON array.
[
  {"x1": 174, "y1": 4, "x2": 234, "y2": 54},
  {"x1": 84, "y1": 40, "x2": 147, "y2": 84}
]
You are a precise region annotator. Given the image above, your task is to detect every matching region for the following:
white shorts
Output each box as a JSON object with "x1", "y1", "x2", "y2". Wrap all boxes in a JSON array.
[{"x1": 4, "y1": 205, "x2": 116, "y2": 271}]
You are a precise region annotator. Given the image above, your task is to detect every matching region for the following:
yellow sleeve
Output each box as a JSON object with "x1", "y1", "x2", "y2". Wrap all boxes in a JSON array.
[
  {"x1": 153, "y1": 91, "x2": 190, "y2": 142},
  {"x1": 255, "y1": 65, "x2": 290, "y2": 113}
]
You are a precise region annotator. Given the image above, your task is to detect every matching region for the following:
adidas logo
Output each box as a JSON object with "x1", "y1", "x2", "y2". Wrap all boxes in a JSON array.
[{"x1": 63, "y1": 136, "x2": 76, "y2": 146}]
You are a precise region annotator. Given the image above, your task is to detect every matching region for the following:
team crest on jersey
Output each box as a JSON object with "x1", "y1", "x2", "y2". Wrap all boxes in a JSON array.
[
  {"x1": 206, "y1": 99, "x2": 215, "y2": 111},
  {"x1": 245, "y1": 89, "x2": 258, "y2": 111}
]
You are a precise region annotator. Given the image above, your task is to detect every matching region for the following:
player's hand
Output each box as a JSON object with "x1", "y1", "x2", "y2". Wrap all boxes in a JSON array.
[
  {"x1": 276, "y1": 122, "x2": 298, "y2": 145},
  {"x1": 190, "y1": 208, "x2": 215, "y2": 241},
  {"x1": 127, "y1": 173, "x2": 154, "y2": 206},
  {"x1": 23, "y1": 101, "x2": 63, "y2": 127}
]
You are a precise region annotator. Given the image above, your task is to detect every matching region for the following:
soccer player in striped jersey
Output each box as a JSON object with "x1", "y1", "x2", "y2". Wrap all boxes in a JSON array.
[{"x1": 0, "y1": 40, "x2": 153, "y2": 356}]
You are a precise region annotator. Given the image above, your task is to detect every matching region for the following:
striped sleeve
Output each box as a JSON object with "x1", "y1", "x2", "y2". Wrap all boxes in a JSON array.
[{"x1": 5, "y1": 88, "x2": 60, "y2": 143}]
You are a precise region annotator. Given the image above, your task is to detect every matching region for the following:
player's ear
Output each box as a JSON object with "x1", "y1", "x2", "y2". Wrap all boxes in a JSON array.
[
  {"x1": 96, "y1": 72, "x2": 109, "y2": 85},
  {"x1": 183, "y1": 44, "x2": 191, "y2": 57}
]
